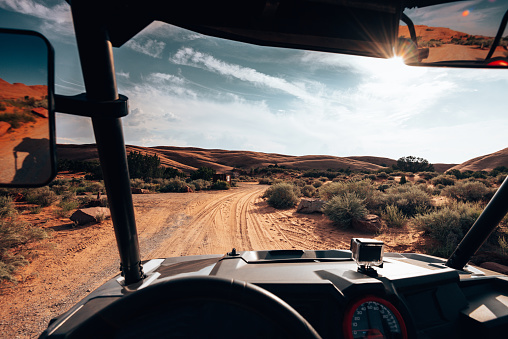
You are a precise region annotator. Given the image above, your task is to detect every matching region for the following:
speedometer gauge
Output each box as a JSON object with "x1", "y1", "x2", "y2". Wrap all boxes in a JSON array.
[{"x1": 343, "y1": 295, "x2": 407, "y2": 339}]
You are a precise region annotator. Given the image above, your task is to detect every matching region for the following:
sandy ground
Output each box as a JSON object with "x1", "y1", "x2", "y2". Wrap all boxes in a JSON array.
[
  {"x1": 0, "y1": 182, "x2": 425, "y2": 338},
  {"x1": 425, "y1": 44, "x2": 507, "y2": 63}
]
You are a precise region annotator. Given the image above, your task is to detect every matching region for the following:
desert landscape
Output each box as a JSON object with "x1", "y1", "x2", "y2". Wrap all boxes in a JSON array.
[{"x1": 1, "y1": 143, "x2": 508, "y2": 337}]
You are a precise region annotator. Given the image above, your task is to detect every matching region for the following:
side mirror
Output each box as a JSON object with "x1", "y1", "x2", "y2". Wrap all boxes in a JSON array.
[{"x1": 0, "y1": 28, "x2": 56, "y2": 187}]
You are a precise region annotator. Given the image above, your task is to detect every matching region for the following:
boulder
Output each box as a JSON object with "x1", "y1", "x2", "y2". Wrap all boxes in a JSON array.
[
  {"x1": 297, "y1": 198, "x2": 325, "y2": 214},
  {"x1": 131, "y1": 188, "x2": 150, "y2": 194},
  {"x1": 480, "y1": 262, "x2": 508, "y2": 275},
  {"x1": 0, "y1": 121, "x2": 10, "y2": 136},
  {"x1": 70, "y1": 207, "x2": 110, "y2": 225},
  {"x1": 352, "y1": 214, "x2": 382, "y2": 233}
]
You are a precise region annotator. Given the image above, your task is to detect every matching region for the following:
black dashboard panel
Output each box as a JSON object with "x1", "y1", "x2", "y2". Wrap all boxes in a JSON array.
[{"x1": 41, "y1": 251, "x2": 508, "y2": 339}]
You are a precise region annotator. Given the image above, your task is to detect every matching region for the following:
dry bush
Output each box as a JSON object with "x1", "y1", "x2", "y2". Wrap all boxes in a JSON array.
[
  {"x1": 263, "y1": 182, "x2": 300, "y2": 209},
  {"x1": 323, "y1": 193, "x2": 367, "y2": 228}
]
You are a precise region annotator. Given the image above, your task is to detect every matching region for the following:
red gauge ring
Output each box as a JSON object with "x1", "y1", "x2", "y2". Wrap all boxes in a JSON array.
[{"x1": 343, "y1": 295, "x2": 408, "y2": 339}]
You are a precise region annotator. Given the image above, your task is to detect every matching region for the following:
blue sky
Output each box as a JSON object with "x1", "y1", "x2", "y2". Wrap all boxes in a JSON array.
[{"x1": 0, "y1": 0, "x2": 507, "y2": 164}]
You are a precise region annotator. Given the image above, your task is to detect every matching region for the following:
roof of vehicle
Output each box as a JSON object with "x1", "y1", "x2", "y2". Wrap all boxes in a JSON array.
[{"x1": 68, "y1": 0, "x2": 462, "y2": 59}]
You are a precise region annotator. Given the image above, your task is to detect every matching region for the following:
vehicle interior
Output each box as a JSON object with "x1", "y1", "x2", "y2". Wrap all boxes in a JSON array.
[{"x1": 2, "y1": 0, "x2": 508, "y2": 338}]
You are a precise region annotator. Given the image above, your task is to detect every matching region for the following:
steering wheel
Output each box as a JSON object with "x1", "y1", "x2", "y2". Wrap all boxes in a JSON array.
[{"x1": 68, "y1": 276, "x2": 322, "y2": 338}]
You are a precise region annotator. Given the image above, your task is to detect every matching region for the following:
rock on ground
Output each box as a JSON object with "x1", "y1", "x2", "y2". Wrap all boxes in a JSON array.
[
  {"x1": 70, "y1": 207, "x2": 111, "y2": 225},
  {"x1": 297, "y1": 198, "x2": 325, "y2": 214},
  {"x1": 352, "y1": 214, "x2": 382, "y2": 233}
]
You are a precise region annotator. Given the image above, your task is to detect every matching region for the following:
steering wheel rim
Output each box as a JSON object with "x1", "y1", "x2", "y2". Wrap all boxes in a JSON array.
[{"x1": 68, "y1": 276, "x2": 322, "y2": 339}]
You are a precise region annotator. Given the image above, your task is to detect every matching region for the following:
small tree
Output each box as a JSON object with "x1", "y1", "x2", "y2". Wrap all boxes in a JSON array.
[
  {"x1": 394, "y1": 156, "x2": 434, "y2": 173},
  {"x1": 191, "y1": 166, "x2": 216, "y2": 181}
]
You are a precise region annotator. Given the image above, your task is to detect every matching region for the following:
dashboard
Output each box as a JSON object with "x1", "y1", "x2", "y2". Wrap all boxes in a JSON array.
[{"x1": 40, "y1": 250, "x2": 508, "y2": 338}]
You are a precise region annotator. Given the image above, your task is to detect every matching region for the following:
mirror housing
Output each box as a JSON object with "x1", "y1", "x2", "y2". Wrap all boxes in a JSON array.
[{"x1": 0, "y1": 28, "x2": 56, "y2": 187}]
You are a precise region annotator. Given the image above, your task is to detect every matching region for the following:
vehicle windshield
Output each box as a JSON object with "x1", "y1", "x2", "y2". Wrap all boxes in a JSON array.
[{"x1": 1, "y1": 2, "x2": 508, "y2": 337}]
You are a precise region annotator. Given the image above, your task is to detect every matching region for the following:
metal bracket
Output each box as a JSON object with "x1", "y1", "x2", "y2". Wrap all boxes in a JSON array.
[{"x1": 54, "y1": 93, "x2": 129, "y2": 118}]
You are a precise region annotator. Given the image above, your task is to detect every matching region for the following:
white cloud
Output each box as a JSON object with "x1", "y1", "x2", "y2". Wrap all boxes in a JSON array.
[
  {"x1": 125, "y1": 38, "x2": 166, "y2": 58},
  {"x1": 170, "y1": 47, "x2": 319, "y2": 104},
  {"x1": 0, "y1": 0, "x2": 70, "y2": 23},
  {"x1": 116, "y1": 71, "x2": 130, "y2": 79},
  {"x1": 145, "y1": 72, "x2": 185, "y2": 85}
]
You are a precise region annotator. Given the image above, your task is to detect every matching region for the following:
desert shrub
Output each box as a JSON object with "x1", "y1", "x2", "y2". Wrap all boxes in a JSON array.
[
  {"x1": 497, "y1": 174, "x2": 507, "y2": 185},
  {"x1": 399, "y1": 175, "x2": 407, "y2": 185},
  {"x1": 0, "y1": 112, "x2": 36, "y2": 129},
  {"x1": 377, "y1": 184, "x2": 391, "y2": 192},
  {"x1": 0, "y1": 218, "x2": 48, "y2": 281},
  {"x1": 416, "y1": 179, "x2": 427, "y2": 184},
  {"x1": 312, "y1": 180, "x2": 323, "y2": 188},
  {"x1": 382, "y1": 204, "x2": 406, "y2": 228},
  {"x1": 25, "y1": 187, "x2": 58, "y2": 207},
  {"x1": 319, "y1": 180, "x2": 381, "y2": 210},
  {"x1": 258, "y1": 178, "x2": 272, "y2": 185},
  {"x1": 212, "y1": 180, "x2": 230, "y2": 190},
  {"x1": 190, "y1": 166, "x2": 216, "y2": 181},
  {"x1": 431, "y1": 175, "x2": 456, "y2": 186},
  {"x1": 323, "y1": 193, "x2": 368, "y2": 228},
  {"x1": 414, "y1": 202, "x2": 482, "y2": 258},
  {"x1": 50, "y1": 184, "x2": 72, "y2": 195},
  {"x1": 419, "y1": 171, "x2": 438, "y2": 180},
  {"x1": 263, "y1": 183, "x2": 300, "y2": 209},
  {"x1": 0, "y1": 196, "x2": 16, "y2": 218},
  {"x1": 442, "y1": 180, "x2": 493, "y2": 202},
  {"x1": 58, "y1": 199, "x2": 79, "y2": 213},
  {"x1": 159, "y1": 178, "x2": 188, "y2": 193},
  {"x1": 302, "y1": 185, "x2": 317, "y2": 198},
  {"x1": 272, "y1": 179, "x2": 284, "y2": 186},
  {"x1": 190, "y1": 179, "x2": 211, "y2": 191},
  {"x1": 382, "y1": 185, "x2": 432, "y2": 217}
]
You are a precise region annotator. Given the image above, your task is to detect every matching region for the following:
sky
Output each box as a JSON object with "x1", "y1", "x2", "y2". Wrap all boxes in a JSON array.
[{"x1": 0, "y1": 0, "x2": 507, "y2": 164}]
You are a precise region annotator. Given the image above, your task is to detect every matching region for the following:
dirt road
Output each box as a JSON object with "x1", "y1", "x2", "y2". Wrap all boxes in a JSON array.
[{"x1": 0, "y1": 182, "x2": 421, "y2": 338}]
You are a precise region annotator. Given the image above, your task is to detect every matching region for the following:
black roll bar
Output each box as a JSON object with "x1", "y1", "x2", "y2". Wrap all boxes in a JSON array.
[
  {"x1": 446, "y1": 176, "x2": 508, "y2": 271},
  {"x1": 70, "y1": 0, "x2": 144, "y2": 284}
]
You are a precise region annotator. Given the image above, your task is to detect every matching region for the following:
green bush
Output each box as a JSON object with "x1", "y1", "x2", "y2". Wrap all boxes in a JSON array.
[
  {"x1": 382, "y1": 185, "x2": 432, "y2": 217},
  {"x1": 26, "y1": 187, "x2": 58, "y2": 207},
  {"x1": 431, "y1": 175, "x2": 456, "y2": 186},
  {"x1": 263, "y1": 182, "x2": 300, "y2": 209},
  {"x1": 190, "y1": 166, "x2": 216, "y2": 181},
  {"x1": 442, "y1": 180, "x2": 493, "y2": 202},
  {"x1": 319, "y1": 179, "x2": 381, "y2": 211},
  {"x1": 159, "y1": 178, "x2": 189, "y2": 193},
  {"x1": 302, "y1": 185, "x2": 317, "y2": 198},
  {"x1": 0, "y1": 111, "x2": 36, "y2": 129},
  {"x1": 413, "y1": 202, "x2": 482, "y2": 258},
  {"x1": 323, "y1": 193, "x2": 368, "y2": 228},
  {"x1": 419, "y1": 171, "x2": 438, "y2": 180},
  {"x1": 312, "y1": 180, "x2": 323, "y2": 188},
  {"x1": 394, "y1": 156, "x2": 434, "y2": 172},
  {"x1": 190, "y1": 179, "x2": 211, "y2": 191},
  {"x1": 212, "y1": 180, "x2": 230, "y2": 190},
  {"x1": 258, "y1": 178, "x2": 272, "y2": 185},
  {"x1": 382, "y1": 204, "x2": 406, "y2": 228},
  {"x1": 497, "y1": 174, "x2": 507, "y2": 185}
]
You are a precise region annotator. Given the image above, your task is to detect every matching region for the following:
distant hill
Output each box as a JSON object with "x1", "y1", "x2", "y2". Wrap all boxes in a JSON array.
[
  {"x1": 0, "y1": 78, "x2": 47, "y2": 100},
  {"x1": 57, "y1": 144, "x2": 392, "y2": 173},
  {"x1": 448, "y1": 148, "x2": 508, "y2": 172},
  {"x1": 56, "y1": 144, "x2": 463, "y2": 174},
  {"x1": 399, "y1": 25, "x2": 488, "y2": 43}
]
